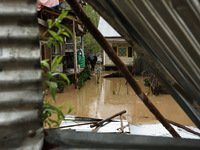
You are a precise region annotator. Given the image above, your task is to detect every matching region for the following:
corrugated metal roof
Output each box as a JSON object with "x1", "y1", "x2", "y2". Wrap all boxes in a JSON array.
[
  {"x1": 98, "y1": 16, "x2": 121, "y2": 37},
  {"x1": 88, "y1": 0, "x2": 200, "y2": 128},
  {"x1": 0, "y1": 0, "x2": 43, "y2": 149}
]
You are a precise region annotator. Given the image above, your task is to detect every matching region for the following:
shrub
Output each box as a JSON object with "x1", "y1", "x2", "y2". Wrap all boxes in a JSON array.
[
  {"x1": 78, "y1": 66, "x2": 91, "y2": 90},
  {"x1": 144, "y1": 78, "x2": 150, "y2": 87},
  {"x1": 57, "y1": 80, "x2": 66, "y2": 93}
]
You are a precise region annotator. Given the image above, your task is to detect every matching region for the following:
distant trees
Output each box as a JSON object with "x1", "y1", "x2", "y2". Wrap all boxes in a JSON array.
[{"x1": 83, "y1": 4, "x2": 101, "y2": 55}]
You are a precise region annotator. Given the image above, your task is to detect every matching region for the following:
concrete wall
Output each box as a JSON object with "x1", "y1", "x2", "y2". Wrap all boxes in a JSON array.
[
  {"x1": 103, "y1": 38, "x2": 134, "y2": 67},
  {"x1": 104, "y1": 52, "x2": 133, "y2": 66}
]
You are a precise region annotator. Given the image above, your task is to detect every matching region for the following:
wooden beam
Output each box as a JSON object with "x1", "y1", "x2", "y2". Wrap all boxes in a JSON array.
[
  {"x1": 73, "y1": 19, "x2": 77, "y2": 89},
  {"x1": 43, "y1": 8, "x2": 82, "y2": 24}
]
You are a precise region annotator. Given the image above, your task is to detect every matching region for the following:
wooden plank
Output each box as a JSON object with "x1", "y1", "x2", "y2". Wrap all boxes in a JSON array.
[{"x1": 73, "y1": 19, "x2": 77, "y2": 89}]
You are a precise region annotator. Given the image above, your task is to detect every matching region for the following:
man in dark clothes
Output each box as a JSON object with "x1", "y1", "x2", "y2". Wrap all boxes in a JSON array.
[{"x1": 87, "y1": 54, "x2": 97, "y2": 71}]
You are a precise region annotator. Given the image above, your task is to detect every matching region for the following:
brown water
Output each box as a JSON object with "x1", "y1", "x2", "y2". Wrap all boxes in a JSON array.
[{"x1": 48, "y1": 73, "x2": 194, "y2": 126}]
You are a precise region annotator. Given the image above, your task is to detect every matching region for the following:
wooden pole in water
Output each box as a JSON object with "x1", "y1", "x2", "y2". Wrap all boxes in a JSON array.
[
  {"x1": 90, "y1": 110, "x2": 126, "y2": 128},
  {"x1": 67, "y1": 0, "x2": 181, "y2": 138},
  {"x1": 120, "y1": 115, "x2": 124, "y2": 133},
  {"x1": 73, "y1": 19, "x2": 77, "y2": 89}
]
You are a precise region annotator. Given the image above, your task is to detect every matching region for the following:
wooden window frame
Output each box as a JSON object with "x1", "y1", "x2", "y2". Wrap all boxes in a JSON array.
[
  {"x1": 112, "y1": 43, "x2": 134, "y2": 58},
  {"x1": 117, "y1": 46, "x2": 128, "y2": 58}
]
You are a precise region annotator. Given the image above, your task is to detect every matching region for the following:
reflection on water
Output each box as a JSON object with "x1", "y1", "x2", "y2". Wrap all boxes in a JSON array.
[{"x1": 49, "y1": 74, "x2": 195, "y2": 126}]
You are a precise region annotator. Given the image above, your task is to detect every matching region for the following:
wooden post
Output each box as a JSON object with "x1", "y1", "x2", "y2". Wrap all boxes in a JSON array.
[
  {"x1": 73, "y1": 19, "x2": 77, "y2": 89},
  {"x1": 90, "y1": 110, "x2": 126, "y2": 128},
  {"x1": 81, "y1": 36, "x2": 84, "y2": 51},
  {"x1": 120, "y1": 115, "x2": 124, "y2": 133}
]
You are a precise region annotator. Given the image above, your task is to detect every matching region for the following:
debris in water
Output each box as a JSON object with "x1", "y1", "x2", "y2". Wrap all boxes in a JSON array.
[{"x1": 60, "y1": 110, "x2": 129, "y2": 133}]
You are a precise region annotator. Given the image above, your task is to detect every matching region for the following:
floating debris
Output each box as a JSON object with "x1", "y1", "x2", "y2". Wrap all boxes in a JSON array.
[{"x1": 60, "y1": 110, "x2": 129, "y2": 133}]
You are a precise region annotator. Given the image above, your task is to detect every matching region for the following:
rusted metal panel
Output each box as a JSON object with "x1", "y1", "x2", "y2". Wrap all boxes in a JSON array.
[
  {"x1": 87, "y1": 0, "x2": 200, "y2": 128},
  {"x1": 0, "y1": 0, "x2": 43, "y2": 149}
]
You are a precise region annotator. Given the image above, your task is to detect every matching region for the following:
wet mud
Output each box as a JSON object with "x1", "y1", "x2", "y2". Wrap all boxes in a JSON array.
[{"x1": 48, "y1": 72, "x2": 195, "y2": 126}]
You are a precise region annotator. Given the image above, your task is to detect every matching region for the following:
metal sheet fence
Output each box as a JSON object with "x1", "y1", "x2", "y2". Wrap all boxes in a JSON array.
[{"x1": 0, "y1": 0, "x2": 43, "y2": 149}]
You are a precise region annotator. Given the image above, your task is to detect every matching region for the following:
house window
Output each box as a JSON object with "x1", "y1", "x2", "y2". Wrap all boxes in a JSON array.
[
  {"x1": 118, "y1": 47, "x2": 127, "y2": 57},
  {"x1": 112, "y1": 43, "x2": 134, "y2": 58}
]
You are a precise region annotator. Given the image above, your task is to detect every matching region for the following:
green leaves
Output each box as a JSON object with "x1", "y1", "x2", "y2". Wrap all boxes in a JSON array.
[
  {"x1": 42, "y1": 55, "x2": 70, "y2": 101},
  {"x1": 46, "y1": 81, "x2": 57, "y2": 101},
  {"x1": 42, "y1": 101, "x2": 74, "y2": 128},
  {"x1": 43, "y1": 102, "x2": 65, "y2": 128},
  {"x1": 58, "y1": 24, "x2": 73, "y2": 37},
  {"x1": 48, "y1": 30, "x2": 64, "y2": 43},
  {"x1": 52, "y1": 55, "x2": 63, "y2": 71},
  {"x1": 78, "y1": 66, "x2": 91, "y2": 90},
  {"x1": 83, "y1": 5, "x2": 101, "y2": 54},
  {"x1": 41, "y1": 10, "x2": 74, "y2": 129},
  {"x1": 59, "y1": 73, "x2": 70, "y2": 85},
  {"x1": 41, "y1": 59, "x2": 50, "y2": 71},
  {"x1": 41, "y1": 56, "x2": 70, "y2": 85},
  {"x1": 57, "y1": 10, "x2": 68, "y2": 21},
  {"x1": 41, "y1": 55, "x2": 72, "y2": 128},
  {"x1": 62, "y1": 32, "x2": 69, "y2": 37},
  {"x1": 41, "y1": 10, "x2": 72, "y2": 52},
  {"x1": 47, "y1": 19, "x2": 53, "y2": 28},
  {"x1": 67, "y1": 105, "x2": 74, "y2": 114},
  {"x1": 48, "y1": 30, "x2": 57, "y2": 39}
]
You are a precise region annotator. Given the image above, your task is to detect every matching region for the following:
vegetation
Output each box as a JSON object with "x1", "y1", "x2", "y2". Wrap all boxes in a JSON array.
[
  {"x1": 41, "y1": 56, "x2": 73, "y2": 128},
  {"x1": 41, "y1": 56, "x2": 70, "y2": 99},
  {"x1": 77, "y1": 66, "x2": 91, "y2": 90},
  {"x1": 41, "y1": 10, "x2": 72, "y2": 54},
  {"x1": 83, "y1": 4, "x2": 101, "y2": 55},
  {"x1": 40, "y1": 10, "x2": 73, "y2": 128},
  {"x1": 113, "y1": 90, "x2": 116, "y2": 95},
  {"x1": 144, "y1": 78, "x2": 150, "y2": 87},
  {"x1": 57, "y1": 80, "x2": 66, "y2": 93}
]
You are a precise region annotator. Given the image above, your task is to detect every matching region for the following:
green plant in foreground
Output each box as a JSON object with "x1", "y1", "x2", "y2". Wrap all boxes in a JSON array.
[
  {"x1": 41, "y1": 56, "x2": 72, "y2": 128},
  {"x1": 41, "y1": 10, "x2": 72, "y2": 53},
  {"x1": 41, "y1": 56, "x2": 70, "y2": 100},
  {"x1": 40, "y1": 9, "x2": 74, "y2": 128},
  {"x1": 43, "y1": 102, "x2": 74, "y2": 128}
]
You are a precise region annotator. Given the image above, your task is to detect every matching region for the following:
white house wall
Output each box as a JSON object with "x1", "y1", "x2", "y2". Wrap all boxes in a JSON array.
[{"x1": 103, "y1": 39, "x2": 133, "y2": 67}]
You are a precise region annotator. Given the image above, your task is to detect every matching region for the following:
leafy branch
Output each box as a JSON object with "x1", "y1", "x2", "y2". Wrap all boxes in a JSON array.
[
  {"x1": 41, "y1": 56, "x2": 70, "y2": 101},
  {"x1": 41, "y1": 10, "x2": 74, "y2": 128},
  {"x1": 41, "y1": 56, "x2": 72, "y2": 128},
  {"x1": 41, "y1": 10, "x2": 72, "y2": 54}
]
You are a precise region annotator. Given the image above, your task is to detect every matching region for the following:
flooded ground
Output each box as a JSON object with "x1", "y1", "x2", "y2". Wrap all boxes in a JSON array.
[{"x1": 48, "y1": 72, "x2": 195, "y2": 127}]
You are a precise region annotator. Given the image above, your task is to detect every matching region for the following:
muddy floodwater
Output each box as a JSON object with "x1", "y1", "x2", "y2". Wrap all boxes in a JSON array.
[{"x1": 49, "y1": 72, "x2": 195, "y2": 126}]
